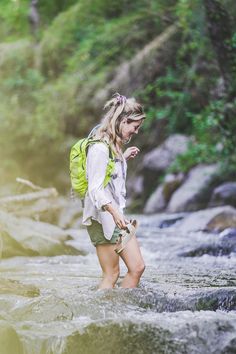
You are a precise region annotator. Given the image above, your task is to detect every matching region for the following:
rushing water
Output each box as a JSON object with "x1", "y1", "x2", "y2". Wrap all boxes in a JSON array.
[{"x1": 0, "y1": 212, "x2": 236, "y2": 354}]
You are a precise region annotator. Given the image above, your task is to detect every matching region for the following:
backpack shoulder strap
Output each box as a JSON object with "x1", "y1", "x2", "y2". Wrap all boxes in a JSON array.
[{"x1": 85, "y1": 138, "x2": 115, "y2": 160}]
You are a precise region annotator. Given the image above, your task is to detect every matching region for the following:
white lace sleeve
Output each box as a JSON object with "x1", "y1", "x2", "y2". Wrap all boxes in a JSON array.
[{"x1": 86, "y1": 143, "x2": 112, "y2": 210}]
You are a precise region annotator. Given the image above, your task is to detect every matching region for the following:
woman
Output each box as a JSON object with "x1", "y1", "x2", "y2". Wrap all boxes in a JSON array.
[{"x1": 82, "y1": 92, "x2": 146, "y2": 289}]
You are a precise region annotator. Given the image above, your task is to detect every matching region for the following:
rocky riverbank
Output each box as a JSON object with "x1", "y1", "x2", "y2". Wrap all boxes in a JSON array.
[
  {"x1": 0, "y1": 178, "x2": 236, "y2": 353},
  {"x1": 0, "y1": 204, "x2": 236, "y2": 354},
  {"x1": 126, "y1": 134, "x2": 236, "y2": 216}
]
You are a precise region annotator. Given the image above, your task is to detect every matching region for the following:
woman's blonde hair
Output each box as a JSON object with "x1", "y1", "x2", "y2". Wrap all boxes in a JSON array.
[{"x1": 93, "y1": 92, "x2": 145, "y2": 156}]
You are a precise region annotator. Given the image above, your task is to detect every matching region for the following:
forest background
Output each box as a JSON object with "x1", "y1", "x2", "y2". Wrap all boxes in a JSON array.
[{"x1": 0, "y1": 0, "x2": 236, "y2": 206}]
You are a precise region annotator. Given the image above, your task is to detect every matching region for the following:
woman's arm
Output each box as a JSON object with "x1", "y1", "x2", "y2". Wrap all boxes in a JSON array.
[
  {"x1": 102, "y1": 203, "x2": 127, "y2": 229},
  {"x1": 87, "y1": 143, "x2": 127, "y2": 229},
  {"x1": 87, "y1": 143, "x2": 111, "y2": 210}
]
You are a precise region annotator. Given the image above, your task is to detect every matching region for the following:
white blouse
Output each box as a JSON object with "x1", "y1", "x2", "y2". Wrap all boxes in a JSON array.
[{"x1": 82, "y1": 143, "x2": 127, "y2": 239}]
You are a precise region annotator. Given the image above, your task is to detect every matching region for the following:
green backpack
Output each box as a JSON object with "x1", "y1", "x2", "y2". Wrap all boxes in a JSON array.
[{"x1": 69, "y1": 137, "x2": 115, "y2": 199}]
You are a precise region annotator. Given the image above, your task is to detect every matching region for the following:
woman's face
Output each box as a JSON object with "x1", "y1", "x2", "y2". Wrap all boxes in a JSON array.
[{"x1": 120, "y1": 118, "x2": 142, "y2": 142}]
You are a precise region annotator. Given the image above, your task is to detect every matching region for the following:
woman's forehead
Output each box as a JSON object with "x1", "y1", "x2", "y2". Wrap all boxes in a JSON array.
[{"x1": 133, "y1": 119, "x2": 143, "y2": 126}]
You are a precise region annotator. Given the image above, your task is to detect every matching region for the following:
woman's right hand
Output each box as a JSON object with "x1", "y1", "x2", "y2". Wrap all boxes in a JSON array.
[
  {"x1": 111, "y1": 209, "x2": 128, "y2": 229},
  {"x1": 102, "y1": 203, "x2": 128, "y2": 229}
]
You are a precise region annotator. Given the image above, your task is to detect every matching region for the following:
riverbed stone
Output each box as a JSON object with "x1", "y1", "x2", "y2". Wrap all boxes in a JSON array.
[
  {"x1": 209, "y1": 182, "x2": 236, "y2": 208},
  {"x1": 142, "y1": 134, "x2": 190, "y2": 172},
  {"x1": 177, "y1": 206, "x2": 236, "y2": 232},
  {"x1": 167, "y1": 164, "x2": 219, "y2": 212}
]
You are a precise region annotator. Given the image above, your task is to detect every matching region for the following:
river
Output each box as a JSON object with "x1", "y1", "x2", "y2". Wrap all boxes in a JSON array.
[{"x1": 0, "y1": 212, "x2": 236, "y2": 354}]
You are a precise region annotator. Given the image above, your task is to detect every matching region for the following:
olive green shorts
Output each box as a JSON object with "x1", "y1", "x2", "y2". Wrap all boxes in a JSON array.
[{"x1": 86, "y1": 220, "x2": 120, "y2": 247}]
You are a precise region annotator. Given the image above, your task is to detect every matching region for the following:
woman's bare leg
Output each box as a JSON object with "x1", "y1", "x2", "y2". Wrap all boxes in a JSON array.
[
  {"x1": 96, "y1": 244, "x2": 120, "y2": 289},
  {"x1": 119, "y1": 235, "x2": 145, "y2": 288}
]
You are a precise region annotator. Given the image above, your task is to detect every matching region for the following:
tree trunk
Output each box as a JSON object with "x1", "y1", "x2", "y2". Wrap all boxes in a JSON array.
[
  {"x1": 204, "y1": 0, "x2": 236, "y2": 149},
  {"x1": 203, "y1": 0, "x2": 236, "y2": 98},
  {"x1": 28, "y1": 0, "x2": 40, "y2": 41}
]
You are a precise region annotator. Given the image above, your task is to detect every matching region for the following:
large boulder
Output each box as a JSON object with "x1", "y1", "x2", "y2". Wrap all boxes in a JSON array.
[
  {"x1": 177, "y1": 206, "x2": 236, "y2": 233},
  {"x1": 142, "y1": 134, "x2": 190, "y2": 172},
  {"x1": 209, "y1": 182, "x2": 236, "y2": 208},
  {"x1": 57, "y1": 197, "x2": 83, "y2": 228},
  {"x1": 144, "y1": 185, "x2": 166, "y2": 214},
  {"x1": 126, "y1": 175, "x2": 144, "y2": 200},
  {"x1": 167, "y1": 164, "x2": 219, "y2": 212},
  {"x1": 2, "y1": 194, "x2": 83, "y2": 229},
  {"x1": 144, "y1": 173, "x2": 184, "y2": 214},
  {"x1": 0, "y1": 210, "x2": 81, "y2": 258}
]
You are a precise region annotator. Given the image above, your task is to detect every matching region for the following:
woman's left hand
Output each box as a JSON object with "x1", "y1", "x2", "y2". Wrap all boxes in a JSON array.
[{"x1": 123, "y1": 146, "x2": 140, "y2": 160}]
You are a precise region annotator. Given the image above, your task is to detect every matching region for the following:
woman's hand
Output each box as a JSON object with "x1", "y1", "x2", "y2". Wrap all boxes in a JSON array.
[
  {"x1": 111, "y1": 209, "x2": 128, "y2": 229},
  {"x1": 123, "y1": 146, "x2": 140, "y2": 161},
  {"x1": 102, "y1": 203, "x2": 128, "y2": 229}
]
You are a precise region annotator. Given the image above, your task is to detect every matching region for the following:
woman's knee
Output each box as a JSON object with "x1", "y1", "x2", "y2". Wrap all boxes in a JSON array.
[{"x1": 129, "y1": 262, "x2": 145, "y2": 277}]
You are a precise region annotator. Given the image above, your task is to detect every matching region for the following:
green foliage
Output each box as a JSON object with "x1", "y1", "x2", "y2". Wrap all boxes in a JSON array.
[
  {"x1": 169, "y1": 98, "x2": 236, "y2": 173},
  {"x1": 0, "y1": 0, "x2": 168, "y2": 184},
  {"x1": 0, "y1": 0, "x2": 79, "y2": 41},
  {"x1": 0, "y1": 0, "x2": 29, "y2": 40},
  {"x1": 140, "y1": 69, "x2": 193, "y2": 133},
  {"x1": 0, "y1": 0, "x2": 236, "y2": 186},
  {"x1": 40, "y1": 2, "x2": 163, "y2": 78},
  {"x1": 3, "y1": 68, "x2": 45, "y2": 94}
]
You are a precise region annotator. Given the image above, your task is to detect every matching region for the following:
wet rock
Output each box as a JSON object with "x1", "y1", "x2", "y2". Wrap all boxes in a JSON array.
[
  {"x1": 0, "y1": 322, "x2": 24, "y2": 354},
  {"x1": 194, "y1": 289, "x2": 236, "y2": 311},
  {"x1": 207, "y1": 208, "x2": 236, "y2": 232},
  {"x1": 144, "y1": 173, "x2": 184, "y2": 214},
  {"x1": 9, "y1": 295, "x2": 74, "y2": 323},
  {"x1": 142, "y1": 134, "x2": 190, "y2": 172},
  {"x1": 0, "y1": 279, "x2": 40, "y2": 297},
  {"x1": 135, "y1": 288, "x2": 236, "y2": 312},
  {"x1": 0, "y1": 210, "x2": 82, "y2": 258},
  {"x1": 65, "y1": 321, "x2": 178, "y2": 354},
  {"x1": 137, "y1": 212, "x2": 186, "y2": 229},
  {"x1": 179, "y1": 227, "x2": 236, "y2": 257},
  {"x1": 167, "y1": 164, "x2": 219, "y2": 212},
  {"x1": 158, "y1": 215, "x2": 186, "y2": 228},
  {"x1": 64, "y1": 311, "x2": 236, "y2": 354},
  {"x1": 222, "y1": 338, "x2": 236, "y2": 354},
  {"x1": 209, "y1": 182, "x2": 236, "y2": 208},
  {"x1": 218, "y1": 228, "x2": 236, "y2": 253},
  {"x1": 177, "y1": 206, "x2": 236, "y2": 233},
  {"x1": 180, "y1": 244, "x2": 233, "y2": 257}
]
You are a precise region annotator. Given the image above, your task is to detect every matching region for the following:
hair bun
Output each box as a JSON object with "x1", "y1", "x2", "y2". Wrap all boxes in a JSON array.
[{"x1": 113, "y1": 92, "x2": 127, "y2": 105}]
